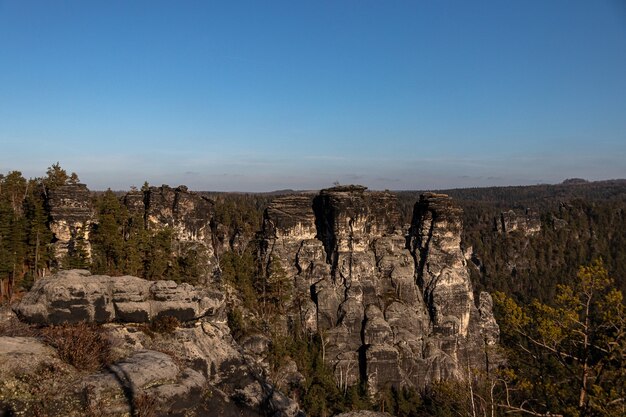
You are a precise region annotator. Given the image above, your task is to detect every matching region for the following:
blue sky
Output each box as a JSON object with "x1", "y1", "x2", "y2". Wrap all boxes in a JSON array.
[{"x1": 1, "y1": 0, "x2": 625, "y2": 191}]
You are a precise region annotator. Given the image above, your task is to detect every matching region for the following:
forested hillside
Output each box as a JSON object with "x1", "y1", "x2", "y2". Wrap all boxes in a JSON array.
[{"x1": 1, "y1": 166, "x2": 625, "y2": 416}]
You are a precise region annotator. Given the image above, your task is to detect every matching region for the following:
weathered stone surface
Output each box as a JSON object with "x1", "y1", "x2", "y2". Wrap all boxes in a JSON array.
[
  {"x1": 0, "y1": 337, "x2": 62, "y2": 375},
  {"x1": 144, "y1": 185, "x2": 214, "y2": 242},
  {"x1": 102, "y1": 319, "x2": 303, "y2": 417},
  {"x1": 48, "y1": 184, "x2": 94, "y2": 262},
  {"x1": 495, "y1": 209, "x2": 541, "y2": 235},
  {"x1": 13, "y1": 269, "x2": 225, "y2": 324},
  {"x1": 478, "y1": 292, "x2": 500, "y2": 346},
  {"x1": 260, "y1": 187, "x2": 499, "y2": 395},
  {"x1": 410, "y1": 193, "x2": 473, "y2": 337},
  {"x1": 82, "y1": 350, "x2": 207, "y2": 415}
]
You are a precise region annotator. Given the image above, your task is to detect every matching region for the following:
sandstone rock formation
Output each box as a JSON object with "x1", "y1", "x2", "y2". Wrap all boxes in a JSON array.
[
  {"x1": 82, "y1": 350, "x2": 207, "y2": 416},
  {"x1": 4, "y1": 270, "x2": 303, "y2": 417},
  {"x1": 0, "y1": 336, "x2": 62, "y2": 375},
  {"x1": 127, "y1": 184, "x2": 220, "y2": 265},
  {"x1": 14, "y1": 269, "x2": 225, "y2": 325},
  {"x1": 260, "y1": 186, "x2": 499, "y2": 395},
  {"x1": 495, "y1": 209, "x2": 541, "y2": 235},
  {"x1": 47, "y1": 184, "x2": 94, "y2": 262},
  {"x1": 47, "y1": 183, "x2": 227, "y2": 275}
]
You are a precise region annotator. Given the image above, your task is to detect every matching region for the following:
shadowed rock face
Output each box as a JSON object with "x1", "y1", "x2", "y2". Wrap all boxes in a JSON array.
[
  {"x1": 260, "y1": 187, "x2": 499, "y2": 395},
  {"x1": 13, "y1": 270, "x2": 225, "y2": 325},
  {"x1": 48, "y1": 184, "x2": 94, "y2": 262}
]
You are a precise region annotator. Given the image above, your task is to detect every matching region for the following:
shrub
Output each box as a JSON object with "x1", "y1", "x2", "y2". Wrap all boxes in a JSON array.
[
  {"x1": 149, "y1": 315, "x2": 180, "y2": 335},
  {"x1": 133, "y1": 392, "x2": 158, "y2": 417},
  {"x1": 41, "y1": 322, "x2": 112, "y2": 372},
  {"x1": 227, "y1": 308, "x2": 246, "y2": 340}
]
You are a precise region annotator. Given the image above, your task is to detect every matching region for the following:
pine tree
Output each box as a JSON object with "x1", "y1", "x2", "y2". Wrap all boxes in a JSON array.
[
  {"x1": 23, "y1": 184, "x2": 53, "y2": 281},
  {"x1": 91, "y1": 190, "x2": 126, "y2": 274},
  {"x1": 494, "y1": 260, "x2": 626, "y2": 416},
  {"x1": 43, "y1": 162, "x2": 69, "y2": 191}
]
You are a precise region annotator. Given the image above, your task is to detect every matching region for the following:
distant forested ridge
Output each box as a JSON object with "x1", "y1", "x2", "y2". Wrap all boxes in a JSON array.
[
  {"x1": 1, "y1": 166, "x2": 625, "y2": 306},
  {"x1": 1, "y1": 166, "x2": 625, "y2": 416},
  {"x1": 398, "y1": 179, "x2": 626, "y2": 302}
]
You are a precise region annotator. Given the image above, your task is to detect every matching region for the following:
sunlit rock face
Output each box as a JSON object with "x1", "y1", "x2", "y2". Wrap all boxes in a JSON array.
[
  {"x1": 143, "y1": 185, "x2": 217, "y2": 255},
  {"x1": 495, "y1": 208, "x2": 541, "y2": 235},
  {"x1": 14, "y1": 269, "x2": 225, "y2": 325},
  {"x1": 48, "y1": 184, "x2": 95, "y2": 263},
  {"x1": 260, "y1": 186, "x2": 499, "y2": 395},
  {"x1": 123, "y1": 185, "x2": 220, "y2": 273}
]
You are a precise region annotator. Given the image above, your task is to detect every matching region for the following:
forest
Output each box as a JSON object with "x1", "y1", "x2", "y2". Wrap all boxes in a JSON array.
[{"x1": 0, "y1": 165, "x2": 625, "y2": 416}]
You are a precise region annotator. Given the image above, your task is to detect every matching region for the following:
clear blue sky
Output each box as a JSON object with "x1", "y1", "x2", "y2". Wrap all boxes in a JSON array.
[{"x1": 1, "y1": 0, "x2": 625, "y2": 191}]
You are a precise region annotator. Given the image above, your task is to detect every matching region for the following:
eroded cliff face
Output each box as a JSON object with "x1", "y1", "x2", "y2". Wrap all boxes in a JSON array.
[
  {"x1": 47, "y1": 184, "x2": 94, "y2": 263},
  {"x1": 48, "y1": 184, "x2": 222, "y2": 269},
  {"x1": 495, "y1": 209, "x2": 541, "y2": 236},
  {"x1": 8, "y1": 270, "x2": 302, "y2": 417},
  {"x1": 260, "y1": 186, "x2": 499, "y2": 394}
]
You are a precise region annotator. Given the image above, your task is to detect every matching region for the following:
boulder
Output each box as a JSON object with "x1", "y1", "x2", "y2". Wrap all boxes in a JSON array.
[
  {"x1": 0, "y1": 336, "x2": 62, "y2": 375},
  {"x1": 13, "y1": 270, "x2": 225, "y2": 325}
]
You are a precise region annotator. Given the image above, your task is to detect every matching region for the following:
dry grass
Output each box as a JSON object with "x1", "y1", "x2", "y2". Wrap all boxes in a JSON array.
[
  {"x1": 41, "y1": 322, "x2": 112, "y2": 372},
  {"x1": 0, "y1": 309, "x2": 38, "y2": 337},
  {"x1": 133, "y1": 392, "x2": 158, "y2": 417},
  {"x1": 149, "y1": 315, "x2": 180, "y2": 335}
]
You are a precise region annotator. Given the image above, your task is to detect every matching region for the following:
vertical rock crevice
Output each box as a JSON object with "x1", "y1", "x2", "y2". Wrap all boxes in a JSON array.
[{"x1": 259, "y1": 186, "x2": 498, "y2": 395}]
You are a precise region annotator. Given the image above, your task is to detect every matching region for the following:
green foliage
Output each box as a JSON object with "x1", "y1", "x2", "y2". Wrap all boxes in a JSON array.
[
  {"x1": 91, "y1": 189, "x2": 127, "y2": 274},
  {"x1": 61, "y1": 231, "x2": 91, "y2": 269},
  {"x1": 0, "y1": 171, "x2": 56, "y2": 302},
  {"x1": 43, "y1": 162, "x2": 79, "y2": 191},
  {"x1": 89, "y1": 190, "x2": 208, "y2": 284},
  {"x1": 209, "y1": 193, "x2": 272, "y2": 237},
  {"x1": 265, "y1": 332, "x2": 371, "y2": 417},
  {"x1": 257, "y1": 255, "x2": 292, "y2": 317},
  {"x1": 494, "y1": 261, "x2": 626, "y2": 416},
  {"x1": 227, "y1": 307, "x2": 247, "y2": 341},
  {"x1": 220, "y1": 250, "x2": 258, "y2": 310},
  {"x1": 398, "y1": 182, "x2": 626, "y2": 302}
]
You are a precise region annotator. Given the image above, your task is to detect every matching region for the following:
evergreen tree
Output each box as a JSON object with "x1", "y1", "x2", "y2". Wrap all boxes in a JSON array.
[
  {"x1": 43, "y1": 162, "x2": 69, "y2": 191},
  {"x1": 91, "y1": 190, "x2": 126, "y2": 274},
  {"x1": 23, "y1": 184, "x2": 53, "y2": 282},
  {"x1": 494, "y1": 261, "x2": 626, "y2": 416}
]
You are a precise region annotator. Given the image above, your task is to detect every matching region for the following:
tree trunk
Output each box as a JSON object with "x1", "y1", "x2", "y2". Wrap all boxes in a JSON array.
[{"x1": 35, "y1": 231, "x2": 40, "y2": 280}]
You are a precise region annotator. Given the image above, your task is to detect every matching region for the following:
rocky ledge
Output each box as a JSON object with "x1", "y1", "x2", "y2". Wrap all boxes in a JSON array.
[{"x1": 14, "y1": 270, "x2": 225, "y2": 325}]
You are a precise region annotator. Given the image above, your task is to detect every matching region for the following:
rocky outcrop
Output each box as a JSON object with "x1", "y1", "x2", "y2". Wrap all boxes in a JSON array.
[
  {"x1": 0, "y1": 336, "x2": 62, "y2": 375},
  {"x1": 495, "y1": 209, "x2": 540, "y2": 235},
  {"x1": 260, "y1": 186, "x2": 499, "y2": 395},
  {"x1": 47, "y1": 184, "x2": 94, "y2": 262},
  {"x1": 3, "y1": 272, "x2": 303, "y2": 417},
  {"x1": 142, "y1": 185, "x2": 214, "y2": 242},
  {"x1": 13, "y1": 269, "x2": 225, "y2": 325},
  {"x1": 106, "y1": 320, "x2": 302, "y2": 417},
  {"x1": 81, "y1": 350, "x2": 207, "y2": 416}
]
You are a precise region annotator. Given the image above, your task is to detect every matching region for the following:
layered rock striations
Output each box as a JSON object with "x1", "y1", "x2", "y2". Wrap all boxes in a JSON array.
[
  {"x1": 132, "y1": 185, "x2": 219, "y2": 262},
  {"x1": 47, "y1": 184, "x2": 95, "y2": 262},
  {"x1": 260, "y1": 186, "x2": 499, "y2": 394},
  {"x1": 495, "y1": 209, "x2": 541, "y2": 236},
  {"x1": 7, "y1": 270, "x2": 302, "y2": 417},
  {"x1": 14, "y1": 269, "x2": 225, "y2": 324},
  {"x1": 48, "y1": 184, "x2": 227, "y2": 274},
  {"x1": 142, "y1": 185, "x2": 214, "y2": 242}
]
